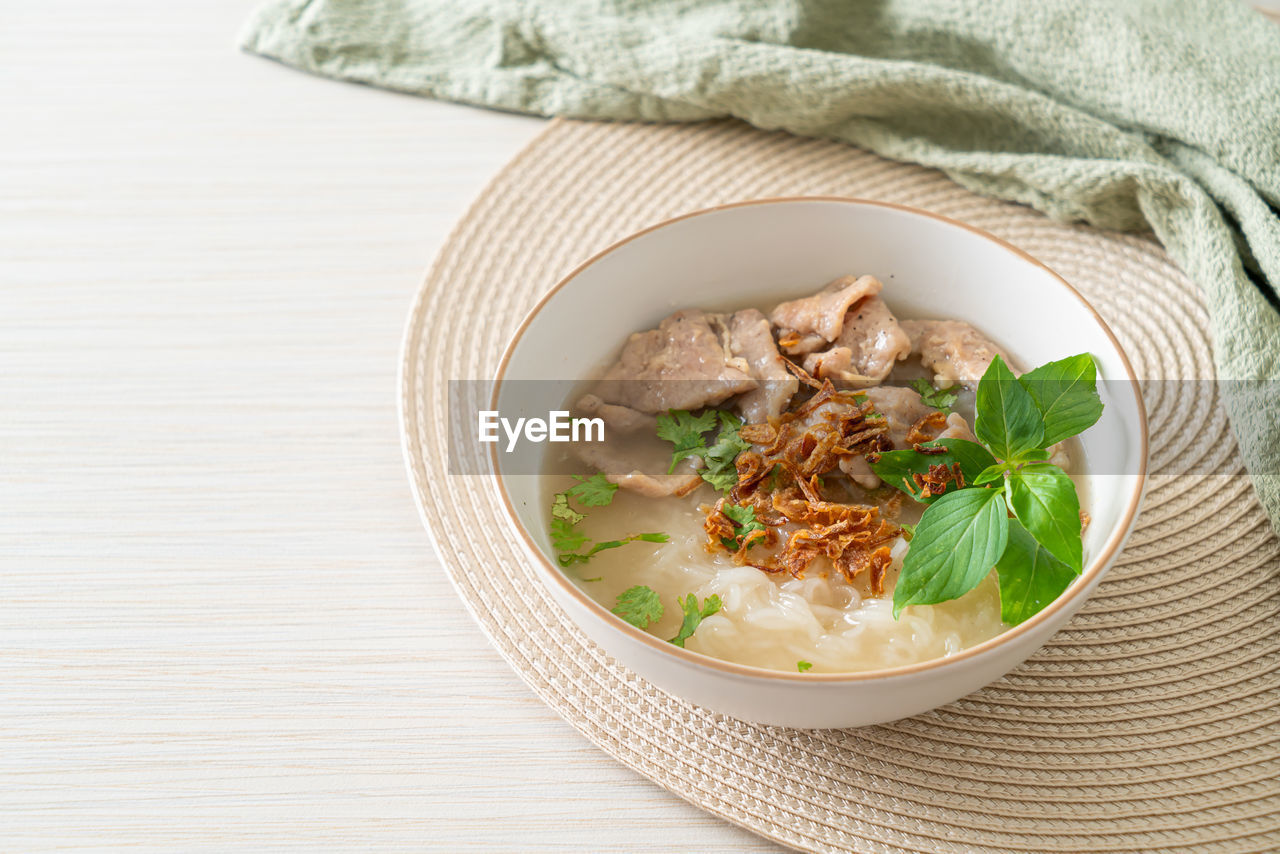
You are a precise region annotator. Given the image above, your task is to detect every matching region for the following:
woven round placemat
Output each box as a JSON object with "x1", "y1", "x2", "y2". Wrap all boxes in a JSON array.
[{"x1": 401, "y1": 118, "x2": 1280, "y2": 853}]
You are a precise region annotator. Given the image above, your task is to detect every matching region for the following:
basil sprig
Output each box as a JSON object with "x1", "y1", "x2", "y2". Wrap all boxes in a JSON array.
[{"x1": 871, "y1": 354, "x2": 1104, "y2": 623}]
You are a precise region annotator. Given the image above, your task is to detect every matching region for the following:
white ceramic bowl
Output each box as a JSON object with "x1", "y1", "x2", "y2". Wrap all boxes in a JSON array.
[{"x1": 493, "y1": 197, "x2": 1147, "y2": 729}]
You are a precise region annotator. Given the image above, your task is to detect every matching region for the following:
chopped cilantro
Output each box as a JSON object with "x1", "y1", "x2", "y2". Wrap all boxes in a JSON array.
[
  {"x1": 720, "y1": 501, "x2": 766, "y2": 550},
  {"x1": 699, "y1": 412, "x2": 751, "y2": 492},
  {"x1": 911, "y1": 378, "x2": 960, "y2": 412},
  {"x1": 797, "y1": 660, "x2": 813, "y2": 672},
  {"x1": 669, "y1": 593, "x2": 722, "y2": 648},
  {"x1": 565, "y1": 473, "x2": 618, "y2": 507},
  {"x1": 656, "y1": 409, "x2": 719, "y2": 472},
  {"x1": 557, "y1": 531, "x2": 670, "y2": 568},
  {"x1": 551, "y1": 492, "x2": 583, "y2": 525},
  {"x1": 612, "y1": 585, "x2": 663, "y2": 629},
  {"x1": 899, "y1": 522, "x2": 916, "y2": 541},
  {"x1": 656, "y1": 409, "x2": 749, "y2": 493},
  {"x1": 550, "y1": 516, "x2": 589, "y2": 554},
  {"x1": 550, "y1": 481, "x2": 666, "y2": 568}
]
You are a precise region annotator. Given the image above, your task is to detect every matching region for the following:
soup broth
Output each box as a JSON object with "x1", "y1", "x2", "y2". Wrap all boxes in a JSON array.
[{"x1": 537, "y1": 276, "x2": 1090, "y2": 673}]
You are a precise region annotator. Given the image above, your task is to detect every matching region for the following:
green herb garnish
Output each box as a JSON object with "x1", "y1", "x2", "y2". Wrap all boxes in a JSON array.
[
  {"x1": 720, "y1": 501, "x2": 766, "y2": 550},
  {"x1": 995, "y1": 519, "x2": 1078, "y2": 625},
  {"x1": 557, "y1": 532, "x2": 671, "y2": 568},
  {"x1": 656, "y1": 409, "x2": 750, "y2": 492},
  {"x1": 700, "y1": 412, "x2": 752, "y2": 491},
  {"x1": 550, "y1": 476, "x2": 667, "y2": 568},
  {"x1": 910, "y1": 378, "x2": 960, "y2": 412},
  {"x1": 610, "y1": 585, "x2": 721, "y2": 647},
  {"x1": 869, "y1": 438, "x2": 997, "y2": 504},
  {"x1": 565, "y1": 473, "x2": 618, "y2": 507},
  {"x1": 612, "y1": 585, "x2": 664, "y2": 629},
  {"x1": 656, "y1": 409, "x2": 719, "y2": 472},
  {"x1": 669, "y1": 593, "x2": 722, "y2": 648},
  {"x1": 880, "y1": 354, "x2": 1103, "y2": 623},
  {"x1": 796, "y1": 660, "x2": 813, "y2": 672}
]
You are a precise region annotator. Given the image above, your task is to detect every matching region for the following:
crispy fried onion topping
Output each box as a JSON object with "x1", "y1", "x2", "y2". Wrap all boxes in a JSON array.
[
  {"x1": 905, "y1": 411, "x2": 948, "y2": 446},
  {"x1": 733, "y1": 382, "x2": 891, "y2": 499},
  {"x1": 702, "y1": 382, "x2": 901, "y2": 595},
  {"x1": 913, "y1": 462, "x2": 965, "y2": 499},
  {"x1": 704, "y1": 490, "x2": 898, "y2": 595}
]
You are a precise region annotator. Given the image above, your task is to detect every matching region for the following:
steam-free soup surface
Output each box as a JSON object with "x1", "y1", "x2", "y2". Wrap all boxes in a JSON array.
[{"x1": 538, "y1": 275, "x2": 1088, "y2": 673}]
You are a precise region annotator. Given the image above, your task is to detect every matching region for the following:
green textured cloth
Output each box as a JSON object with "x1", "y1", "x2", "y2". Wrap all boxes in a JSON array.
[{"x1": 242, "y1": 0, "x2": 1280, "y2": 530}]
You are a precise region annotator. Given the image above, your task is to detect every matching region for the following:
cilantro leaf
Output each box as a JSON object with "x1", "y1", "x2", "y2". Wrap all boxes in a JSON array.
[
  {"x1": 656, "y1": 409, "x2": 749, "y2": 492},
  {"x1": 656, "y1": 409, "x2": 718, "y2": 473},
  {"x1": 699, "y1": 412, "x2": 750, "y2": 492},
  {"x1": 1006, "y1": 463, "x2": 1082, "y2": 572},
  {"x1": 612, "y1": 585, "x2": 664, "y2": 629},
  {"x1": 899, "y1": 523, "x2": 916, "y2": 541},
  {"x1": 995, "y1": 519, "x2": 1079, "y2": 625},
  {"x1": 868, "y1": 438, "x2": 997, "y2": 504},
  {"x1": 557, "y1": 531, "x2": 671, "y2": 568},
  {"x1": 797, "y1": 660, "x2": 813, "y2": 672},
  {"x1": 720, "y1": 501, "x2": 766, "y2": 550},
  {"x1": 893, "y1": 487, "x2": 1009, "y2": 617},
  {"x1": 974, "y1": 355, "x2": 1045, "y2": 462},
  {"x1": 669, "y1": 593, "x2": 722, "y2": 647},
  {"x1": 910, "y1": 378, "x2": 960, "y2": 412},
  {"x1": 551, "y1": 492, "x2": 584, "y2": 525},
  {"x1": 566, "y1": 473, "x2": 618, "y2": 507},
  {"x1": 1017, "y1": 354, "x2": 1104, "y2": 446},
  {"x1": 550, "y1": 484, "x2": 667, "y2": 568},
  {"x1": 550, "y1": 516, "x2": 589, "y2": 555}
]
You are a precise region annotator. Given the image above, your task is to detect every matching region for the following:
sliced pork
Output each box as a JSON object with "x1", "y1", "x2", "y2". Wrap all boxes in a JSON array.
[
  {"x1": 575, "y1": 442, "x2": 703, "y2": 498},
  {"x1": 593, "y1": 309, "x2": 756, "y2": 414},
  {"x1": 574, "y1": 393, "x2": 655, "y2": 434},
  {"x1": 771, "y1": 275, "x2": 882, "y2": 349},
  {"x1": 901, "y1": 319, "x2": 1013, "y2": 389},
  {"x1": 725, "y1": 309, "x2": 799, "y2": 423},
  {"x1": 938, "y1": 412, "x2": 979, "y2": 444},
  {"x1": 863, "y1": 386, "x2": 936, "y2": 449},
  {"x1": 572, "y1": 396, "x2": 702, "y2": 497},
  {"x1": 801, "y1": 295, "x2": 911, "y2": 387}
]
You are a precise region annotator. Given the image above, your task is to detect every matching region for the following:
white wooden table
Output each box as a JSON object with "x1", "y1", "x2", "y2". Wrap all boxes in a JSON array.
[{"x1": 1, "y1": 2, "x2": 781, "y2": 850}]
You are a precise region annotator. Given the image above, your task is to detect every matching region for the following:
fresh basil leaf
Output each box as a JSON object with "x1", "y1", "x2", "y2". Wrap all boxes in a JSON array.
[
  {"x1": 1017, "y1": 354, "x2": 1104, "y2": 446},
  {"x1": 869, "y1": 438, "x2": 997, "y2": 504},
  {"x1": 893, "y1": 488, "x2": 1009, "y2": 617},
  {"x1": 973, "y1": 464, "x2": 1006, "y2": 485},
  {"x1": 1006, "y1": 463, "x2": 1082, "y2": 572},
  {"x1": 974, "y1": 355, "x2": 1045, "y2": 461},
  {"x1": 995, "y1": 519, "x2": 1079, "y2": 625}
]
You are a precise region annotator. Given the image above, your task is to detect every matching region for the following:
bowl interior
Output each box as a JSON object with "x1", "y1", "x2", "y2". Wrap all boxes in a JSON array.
[{"x1": 496, "y1": 198, "x2": 1145, "y2": 653}]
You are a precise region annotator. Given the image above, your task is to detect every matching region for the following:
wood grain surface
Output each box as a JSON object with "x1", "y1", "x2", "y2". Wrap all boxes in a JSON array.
[{"x1": 0, "y1": 2, "x2": 782, "y2": 850}]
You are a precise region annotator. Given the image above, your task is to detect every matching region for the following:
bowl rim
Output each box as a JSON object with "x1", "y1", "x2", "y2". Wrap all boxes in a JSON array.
[{"x1": 490, "y1": 195, "x2": 1148, "y2": 683}]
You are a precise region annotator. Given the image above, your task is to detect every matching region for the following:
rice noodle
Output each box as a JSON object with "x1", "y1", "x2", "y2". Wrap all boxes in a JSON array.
[{"x1": 548, "y1": 481, "x2": 1006, "y2": 674}]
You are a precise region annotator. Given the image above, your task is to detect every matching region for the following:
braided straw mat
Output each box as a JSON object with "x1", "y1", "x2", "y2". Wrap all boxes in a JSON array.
[{"x1": 400, "y1": 118, "x2": 1280, "y2": 853}]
